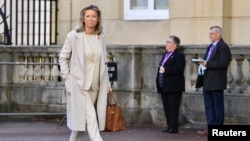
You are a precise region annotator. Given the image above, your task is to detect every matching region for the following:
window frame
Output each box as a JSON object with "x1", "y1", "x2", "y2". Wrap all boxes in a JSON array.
[{"x1": 124, "y1": 0, "x2": 169, "y2": 20}]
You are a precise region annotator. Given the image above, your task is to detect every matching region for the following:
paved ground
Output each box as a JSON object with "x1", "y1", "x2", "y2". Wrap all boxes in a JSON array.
[{"x1": 0, "y1": 119, "x2": 208, "y2": 141}]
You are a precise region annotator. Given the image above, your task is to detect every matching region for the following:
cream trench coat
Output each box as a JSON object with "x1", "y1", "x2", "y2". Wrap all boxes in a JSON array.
[{"x1": 59, "y1": 30, "x2": 109, "y2": 131}]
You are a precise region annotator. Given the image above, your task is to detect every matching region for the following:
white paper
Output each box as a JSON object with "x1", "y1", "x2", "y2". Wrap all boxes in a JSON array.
[{"x1": 191, "y1": 58, "x2": 203, "y2": 62}]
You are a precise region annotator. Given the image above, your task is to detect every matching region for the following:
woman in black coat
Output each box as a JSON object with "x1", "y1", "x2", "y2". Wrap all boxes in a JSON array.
[{"x1": 156, "y1": 35, "x2": 186, "y2": 133}]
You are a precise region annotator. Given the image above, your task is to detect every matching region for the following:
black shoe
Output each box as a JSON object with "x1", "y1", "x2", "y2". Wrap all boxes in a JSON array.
[
  {"x1": 162, "y1": 128, "x2": 170, "y2": 133},
  {"x1": 168, "y1": 129, "x2": 178, "y2": 133}
]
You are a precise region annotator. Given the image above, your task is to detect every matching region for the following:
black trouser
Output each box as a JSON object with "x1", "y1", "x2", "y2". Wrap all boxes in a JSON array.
[{"x1": 161, "y1": 92, "x2": 182, "y2": 131}]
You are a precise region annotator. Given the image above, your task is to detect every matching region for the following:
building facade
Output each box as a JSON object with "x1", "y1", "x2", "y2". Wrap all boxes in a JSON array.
[
  {"x1": 57, "y1": 0, "x2": 250, "y2": 46},
  {"x1": 1, "y1": 0, "x2": 250, "y2": 126}
]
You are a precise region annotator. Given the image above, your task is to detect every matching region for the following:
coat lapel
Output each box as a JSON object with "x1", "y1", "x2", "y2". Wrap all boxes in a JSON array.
[
  {"x1": 74, "y1": 32, "x2": 84, "y2": 69},
  {"x1": 210, "y1": 39, "x2": 223, "y2": 59}
]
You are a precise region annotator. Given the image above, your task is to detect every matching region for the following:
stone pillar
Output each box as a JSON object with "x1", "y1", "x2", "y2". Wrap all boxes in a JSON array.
[
  {"x1": 234, "y1": 55, "x2": 244, "y2": 93},
  {"x1": 0, "y1": 48, "x2": 12, "y2": 85}
]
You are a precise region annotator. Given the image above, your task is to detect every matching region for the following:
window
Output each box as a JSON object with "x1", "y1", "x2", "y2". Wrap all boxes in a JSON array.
[
  {"x1": 124, "y1": 0, "x2": 169, "y2": 20},
  {"x1": 0, "y1": 0, "x2": 58, "y2": 45}
]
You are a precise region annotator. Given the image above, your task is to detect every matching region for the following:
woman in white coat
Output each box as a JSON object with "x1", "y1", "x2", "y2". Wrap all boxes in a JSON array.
[{"x1": 59, "y1": 5, "x2": 112, "y2": 141}]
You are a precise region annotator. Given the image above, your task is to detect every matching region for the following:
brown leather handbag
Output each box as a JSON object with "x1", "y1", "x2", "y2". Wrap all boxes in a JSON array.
[{"x1": 105, "y1": 93, "x2": 126, "y2": 132}]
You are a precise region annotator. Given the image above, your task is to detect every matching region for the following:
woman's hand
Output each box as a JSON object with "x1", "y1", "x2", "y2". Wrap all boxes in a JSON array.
[
  {"x1": 159, "y1": 66, "x2": 165, "y2": 73},
  {"x1": 107, "y1": 87, "x2": 112, "y2": 94}
]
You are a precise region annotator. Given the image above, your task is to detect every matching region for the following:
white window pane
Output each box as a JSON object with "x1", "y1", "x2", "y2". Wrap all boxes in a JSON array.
[
  {"x1": 124, "y1": 0, "x2": 169, "y2": 20},
  {"x1": 130, "y1": 0, "x2": 148, "y2": 10},
  {"x1": 154, "y1": 0, "x2": 168, "y2": 9}
]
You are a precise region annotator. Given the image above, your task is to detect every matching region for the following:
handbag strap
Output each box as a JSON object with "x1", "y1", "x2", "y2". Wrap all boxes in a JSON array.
[{"x1": 107, "y1": 93, "x2": 119, "y2": 105}]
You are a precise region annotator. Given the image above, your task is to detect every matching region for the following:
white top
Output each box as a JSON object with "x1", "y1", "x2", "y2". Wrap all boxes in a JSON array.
[{"x1": 83, "y1": 33, "x2": 102, "y2": 90}]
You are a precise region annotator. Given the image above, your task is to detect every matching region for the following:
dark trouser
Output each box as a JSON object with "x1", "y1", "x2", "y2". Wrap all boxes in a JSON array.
[
  {"x1": 161, "y1": 92, "x2": 182, "y2": 131},
  {"x1": 203, "y1": 90, "x2": 224, "y2": 125}
]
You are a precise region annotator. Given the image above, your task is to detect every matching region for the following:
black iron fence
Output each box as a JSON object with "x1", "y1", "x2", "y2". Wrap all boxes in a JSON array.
[{"x1": 0, "y1": 0, "x2": 58, "y2": 45}]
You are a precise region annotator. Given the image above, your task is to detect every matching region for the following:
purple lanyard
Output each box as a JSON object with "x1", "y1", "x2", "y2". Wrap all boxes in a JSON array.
[{"x1": 161, "y1": 50, "x2": 174, "y2": 66}]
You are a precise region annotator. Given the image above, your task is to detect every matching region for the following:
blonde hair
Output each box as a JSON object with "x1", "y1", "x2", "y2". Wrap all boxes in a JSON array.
[{"x1": 75, "y1": 5, "x2": 103, "y2": 35}]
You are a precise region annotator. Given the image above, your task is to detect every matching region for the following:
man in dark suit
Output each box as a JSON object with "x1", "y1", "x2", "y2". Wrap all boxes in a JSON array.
[
  {"x1": 196, "y1": 26, "x2": 232, "y2": 135},
  {"x1": 156, "y1": 35, "x2": 186, "y2": 133}
]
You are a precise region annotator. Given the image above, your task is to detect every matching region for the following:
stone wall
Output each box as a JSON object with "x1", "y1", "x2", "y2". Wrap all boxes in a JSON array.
[
  {"x1": 1, "y1": 45, "x2": 250, "y2": 126},
  {"x1": 57, "y1": 0, "x2": 250, "y2": 46}
]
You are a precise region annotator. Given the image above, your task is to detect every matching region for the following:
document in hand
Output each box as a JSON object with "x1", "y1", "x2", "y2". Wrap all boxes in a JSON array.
[{"x1": 191, "y1": 58, "x2": 203, "y2": 62}]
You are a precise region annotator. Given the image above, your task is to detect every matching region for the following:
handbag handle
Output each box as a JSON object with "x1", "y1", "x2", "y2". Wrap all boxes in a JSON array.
[{"x1": 107, "y1": 93, "x2": 119, "y2": 105}]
